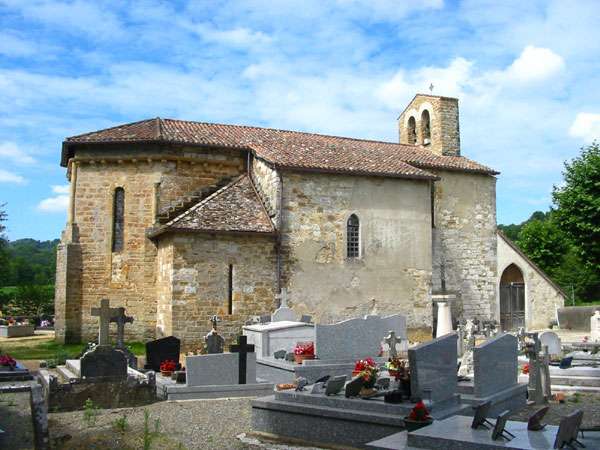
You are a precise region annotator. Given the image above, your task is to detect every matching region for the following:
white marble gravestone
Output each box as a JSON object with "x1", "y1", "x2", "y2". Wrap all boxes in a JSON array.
[
  {"x1": 591, "y1": 311, "x2": 600, "y2": 342},
  {"x1": 539, "y1": 331, "x2": 562, "y2": 356},
  {"x1": 271, "y1": 289, "x2": 296, "y2": 322},
  {"x1": 243, "y1": 321, "x2": 314, "y2": 358},
  {"x1": 186, "y1": 353, "x2": 257, "y2": 386}
]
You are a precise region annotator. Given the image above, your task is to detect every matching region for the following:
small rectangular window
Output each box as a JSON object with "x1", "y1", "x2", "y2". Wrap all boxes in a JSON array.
[
  {"x1": 347, "y1": 215, "x2": 360, "y2": 258},
  {"x1": 112, "y1": 188, "x2": 125, "y2": 252}
]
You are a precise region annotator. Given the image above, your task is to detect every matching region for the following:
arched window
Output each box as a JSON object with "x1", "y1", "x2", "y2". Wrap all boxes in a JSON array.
[
  {"x1": 407, "y1": 116, "x2": 417, "y2": 144},
  {"x1": 421, "y1": 110, "x2": 431, "y2": 145},
  {"x1": 347, "y1": 214, "x2": 360, "y2": 258},
  {"x1": 112, "y1": 187, "x2": 125, "y2": 253}
]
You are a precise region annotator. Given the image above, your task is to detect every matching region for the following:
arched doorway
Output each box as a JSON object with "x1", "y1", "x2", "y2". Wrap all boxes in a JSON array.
[{"x1": 500, "y1": 264, "x2": 525, "y2": 330}]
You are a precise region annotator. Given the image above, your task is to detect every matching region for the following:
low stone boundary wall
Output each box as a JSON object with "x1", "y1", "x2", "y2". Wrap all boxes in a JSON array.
[{"x1": 557, "y1": 306, "x2": 600, "y2": 331}]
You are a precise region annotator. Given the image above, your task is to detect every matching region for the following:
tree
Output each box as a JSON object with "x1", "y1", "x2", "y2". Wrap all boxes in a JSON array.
[
  {"x1": 517, "y1": 218, "x2": 568, "y2": 273},
  {"x1": 552, "y1": 143, "x2": 600, "y2": 269}
]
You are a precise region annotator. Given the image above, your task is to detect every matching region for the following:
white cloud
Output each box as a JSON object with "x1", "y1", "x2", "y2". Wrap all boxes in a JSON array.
[
  {"x1": 569, "y1": 113, "x2": 600, "y2": 142},
  {"x1": 0, "y1": 169, "x2": 26, "y2": 184},
  {"x1": 191, "y1": 24, "x2": 272, "y2": 48},
  {"x1": 37, "y1": 185, "x2": 70, "y2": 213},
  {"x1": 505, "y1": 46, "x2": 564, "y2": 82},
  {"x1": 0, "y1": 142, "x2": 37, "y2": 165}
]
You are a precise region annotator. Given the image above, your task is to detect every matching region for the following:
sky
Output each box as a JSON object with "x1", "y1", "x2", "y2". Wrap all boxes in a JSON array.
[{"x1": 1, "y1": 0, "x2": 599, "y2": 241}]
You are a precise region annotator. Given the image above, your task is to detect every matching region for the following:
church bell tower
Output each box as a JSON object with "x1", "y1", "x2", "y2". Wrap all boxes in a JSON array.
[{"x1": 398, "y1": 94, "x2": 461, "y2": 157}]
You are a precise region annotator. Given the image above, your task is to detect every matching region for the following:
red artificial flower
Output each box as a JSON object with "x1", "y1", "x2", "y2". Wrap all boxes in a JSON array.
[
  {"x1": 293, "y1": 342, "x2": 314, "y2": 356},
  {"x1": 0, "y1": 355, "x2": 16, "y2": 368},
  {"x1": 522, "y1": 363, "x2": 530, "y2": 375},
  {"x1": 160, "y1": 360, "x2": 177, "y2": 372},
  {"x1": 408, "y1": 400, "x2": 431, "y2": 421}
]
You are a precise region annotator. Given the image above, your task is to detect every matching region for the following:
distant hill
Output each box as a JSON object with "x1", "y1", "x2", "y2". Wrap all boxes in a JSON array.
[
  {"x1": 498, "y1": 211, "x2": 549, "y2": 242},
  {"x1": 0, "y1": 238, "x2": 60, "y2": 286}
]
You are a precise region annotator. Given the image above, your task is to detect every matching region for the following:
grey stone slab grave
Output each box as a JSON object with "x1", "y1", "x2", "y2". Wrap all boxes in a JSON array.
[
  {"x1": 473, "y1": 333, "x2": 518, "y2": 398},
  {"x1": 408, "y1": 332, "x2": 457, "y2": 404},
  {"x1": 315, "y1": 314, "x2": 406, "y2": 361},
  {"x1": 186, "y1": 352, "x2": 257, "y2": 387},
  {"x1": 539, "y1": 331, "x2": 561, "y2": 356},
  {"x1": 80, "y1": 345, "x2": 127, "y2": 380},
  {"x1": 144, "y1": 336, "x2": 181, "y2": 372},
  {"x1": 205, "y1": 315, "x2": 225, "y2": 354}
]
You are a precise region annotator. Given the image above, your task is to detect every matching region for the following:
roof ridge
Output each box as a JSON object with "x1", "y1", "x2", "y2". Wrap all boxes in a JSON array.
[
  {"x1": 246, "y1": 174, "x2": 276, "y2": 232},
  {"x1": 66, "y1": 118, "x2": 159, "y2": 141},
  {"x1": 161, "y1": 117, "x2": 420, "y2": 148}
]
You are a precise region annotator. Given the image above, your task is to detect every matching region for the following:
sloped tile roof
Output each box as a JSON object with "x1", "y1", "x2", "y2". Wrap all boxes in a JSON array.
[
  {"x1": 63, "y1": 118, "x2": 498, "y2": 177},
  {"x1": 148, "y1": 175, "x2": 276, "y2": 238}
]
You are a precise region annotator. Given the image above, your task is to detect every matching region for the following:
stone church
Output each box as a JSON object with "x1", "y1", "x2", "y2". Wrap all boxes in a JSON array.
[{"x1": 54, "y1": 93, "x2": 565, "y2": 348}]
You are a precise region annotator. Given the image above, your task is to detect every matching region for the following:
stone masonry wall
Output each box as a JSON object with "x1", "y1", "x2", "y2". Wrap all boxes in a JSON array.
[
  {"x1": 54, "y1": 238, "x2": 82, "y2": 343},
  {"x1": 58, "y1": 146, "x2": 245, "y2": 343},
  {"x1": 431, "y1": 170, "x2": 497, "y2": 321},
  {"x1": 280, "y1": 172, "x2": 433, "y2": 329},
  {"x1": 497, "y1": 233, "x2": 565, "y2": 330},
  {"x1": 165, "y1": 234, "x2": 277, "y2": 350},
  {"x1": 398, "y1": 95, "x2": 460, "y2": 156},
  {"x1": 250, "y1": 156, "x2": 281, "y2": 225}
]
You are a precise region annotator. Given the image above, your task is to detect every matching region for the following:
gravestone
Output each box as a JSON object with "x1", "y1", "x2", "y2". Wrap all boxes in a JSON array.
[
  {"x1": 186, "y1": 352, "x2": 257, "y2": 386},
  {"x1": 80, "y1": 345, "x2": 127, "y2": 380},
  {"x1": 272, "y1": 289, "x2": 296, "y2": 322},
  {"x1": 408, "y1": 333, "x2": 457, "y2": 404},
  {"x1": 539, "y1": 331, "x2": 562, "y2": 356},
  {"x1": 91, "y1": 299, "x2": 120, "y2": 346},
  {"x1": 345, "y1": 376, "x2": 364, "y2": 398},
  {"x1": 591, "y1": 311, "x2": 600, "y2": 341},
  {"x1": 384, "y1": 331, "x2": 401, "y2": 359},
  {"x1": 524, "y1": 332, "x2": 546, "y2": 405},
  {"x1": 205, "y1": 315, "x2": 225, "y2": 354},
  {"x1": 145, "y1": 336, "x2": 181, "y2": 372},
  {"x1": 325, "y1": 375, "x2": 347, "y2": 395},
  {"x1": 473, "y1": 333, "x2": 518, "y2": 398},
  {"x1": 316, "y1": 314, "x2": 406, "y2": 361},
  {"x1": 230, "y1": 335, "x2": 255, "y2": 384}
]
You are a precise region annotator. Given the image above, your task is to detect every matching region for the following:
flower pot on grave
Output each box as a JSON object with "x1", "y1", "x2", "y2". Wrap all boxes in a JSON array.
[
  {"x1": 403, "y1": 417, "x2": 433, "y2": 432},
  {"x1": 160, "y1": 370, "x2": 173, "y2": 377},
  {"x1": 294, "y1": 354, "x2": 315, "y2": 364}
]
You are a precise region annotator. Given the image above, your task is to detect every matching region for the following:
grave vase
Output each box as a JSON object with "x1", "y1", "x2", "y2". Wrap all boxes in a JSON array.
[{"x1": 294, "y1": 354, "x2": 315, "y2": 364}]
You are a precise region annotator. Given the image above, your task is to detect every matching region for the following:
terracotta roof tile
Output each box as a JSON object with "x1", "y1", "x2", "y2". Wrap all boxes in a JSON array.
[
  {"x1": 149, "y1": 175, "x2": 275, "y2": 238},
  {"x1": 64, "y1": 118, "x2": 498, "y2": 176}
]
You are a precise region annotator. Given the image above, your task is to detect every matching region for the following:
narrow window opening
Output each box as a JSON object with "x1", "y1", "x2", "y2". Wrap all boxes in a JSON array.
[
  {"x1": 112, "y1": 187, "x2": 125, "y2": 253},
  {"x1": 347, "y1": 214, "x2": 360, "y2": 259},
  {"x1": 430, "y1": 183, "x2": 435, "y2": 228},
  {"x1": 407, "y1": 116, "x2": 417, "y2": 144},
  {"x1": 228, "y1": 264, "x2": 233, "y2": 315},
  {"x1": 421, "y1": 110, "x2": 431, "y2": 145}
]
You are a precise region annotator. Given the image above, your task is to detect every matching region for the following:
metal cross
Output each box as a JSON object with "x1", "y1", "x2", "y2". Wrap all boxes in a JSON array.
[
  {"x1": 110, "y1": 307, "x2": 134, "y2": 349},
  {"x1": 210, "y1": 315, "x2": 221, "y2": 331},
  {"x1": 90, "y1": 299, "x2": 119, "y2": 346},
  {"x1": 429, "y1": 83, "x2": 434, "y2": 93},
  {"x1": 230, "y1": 335, "x2": 255, "y2": 384}
]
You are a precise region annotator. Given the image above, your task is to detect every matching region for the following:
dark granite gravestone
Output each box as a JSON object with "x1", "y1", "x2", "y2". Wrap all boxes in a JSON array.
[
  {"x1": 0, "y1": 361, "x2": 33, "y2": 381},
  {"x1": 471, "y1": 401, "x2": 493, "y2": 429},
  {"x1": 528, "y1": 406, "x2": 549, "y2": 431},
  {"x1": 144, "y1": 336, "x2": 181, "y2": 372},
  {"x1": 80, "y1": 346, "x2": 127, "y2": 380},
  {"x1": 345, "y1": 377, "x2": 364, "y2": 398},
  {"x1": 553, "y1": 409, "x2": 584, "y2": 449}
]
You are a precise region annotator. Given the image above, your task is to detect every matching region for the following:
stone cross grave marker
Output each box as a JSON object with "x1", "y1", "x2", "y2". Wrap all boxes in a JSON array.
[
  {"x1": 110, "y1": 307, "x2": 133, "y2": 349},
  {"x1": 272, "y1": 288, "x2": 296, "y2": 322},
  {"x1": 230, "y1": 335, "x2": 255, "y2": 384},
  {"x1": 205, "y1": 315, "x2": 225, "y2": 354},
  {"x1": 384, "y1": 330, "x2": 401, "y2": 359},
  {"x1": 525, "y1": 332, "x2": 546, "y2": 405},
  {"x1": 91, "y1": 299, "x2": 120, "y2": 346}
]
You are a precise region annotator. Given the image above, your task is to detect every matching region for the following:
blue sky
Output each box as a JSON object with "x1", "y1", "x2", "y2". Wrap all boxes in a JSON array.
[{"x1": 1, "y1": 0, "x2": 599, "y2": 241}]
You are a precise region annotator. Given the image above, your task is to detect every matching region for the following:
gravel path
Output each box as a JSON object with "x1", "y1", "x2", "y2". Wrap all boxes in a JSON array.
[{"x1": 49, "y1": 397, "x2": 326, "y2": 450}]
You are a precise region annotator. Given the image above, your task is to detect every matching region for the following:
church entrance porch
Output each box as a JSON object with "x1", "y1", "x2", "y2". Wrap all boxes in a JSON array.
[{"x1": 499, "y1": 263, "x2": 525, "y2": 331}]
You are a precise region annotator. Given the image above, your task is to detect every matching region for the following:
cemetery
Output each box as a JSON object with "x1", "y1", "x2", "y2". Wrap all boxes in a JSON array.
[{"x1": 4, "y1": 294, "x2": 600, "y2": 449}]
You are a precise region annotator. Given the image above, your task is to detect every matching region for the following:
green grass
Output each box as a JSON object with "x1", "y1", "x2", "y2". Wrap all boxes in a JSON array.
[{"x1": 0, "y1": 337, "x2": 146, "y2": 360}]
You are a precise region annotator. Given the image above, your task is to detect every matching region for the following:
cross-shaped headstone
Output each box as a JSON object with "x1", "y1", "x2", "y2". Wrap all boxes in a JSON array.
[
  {"x1": 110, "y1": 307, "x2": 134, "y2": 349},
  {"x1": 210, "y1": 315, "x2": 220, "y2": 331},
  {"x1": 276, "y1": 288, "x2": 289, "y2": 308},
  {"x1": 90, "y1": 299, "x2": 120, "y2": 346},
  {"x1": 230, "y1": 335, "x2": 255, "y2": 384},
  {"x1": 384, "y1": 330, "x2": 401, "y2": 359}
]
